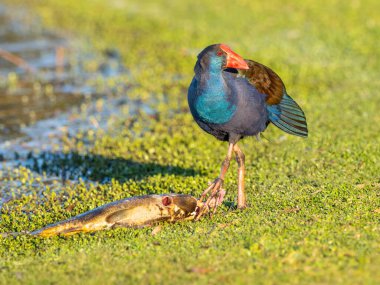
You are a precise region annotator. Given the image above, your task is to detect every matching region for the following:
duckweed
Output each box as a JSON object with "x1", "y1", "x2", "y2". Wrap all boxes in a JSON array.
[{"x1": 1, "y1": 0, "x2": 380, "y2": 284}]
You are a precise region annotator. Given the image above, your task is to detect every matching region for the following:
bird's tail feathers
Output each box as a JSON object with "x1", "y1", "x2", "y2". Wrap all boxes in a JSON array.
[{"x1": 266, "y1": 93, "x2": 308, "y2": 137}]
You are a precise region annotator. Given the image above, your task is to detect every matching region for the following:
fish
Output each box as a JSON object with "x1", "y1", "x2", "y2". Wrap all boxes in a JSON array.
[
  {"x1": 1, "y1": 191, "x2": 226, "y2": 238},
  {"x1": 30, "y1": 194, "x2": 200, "y2": 237}
]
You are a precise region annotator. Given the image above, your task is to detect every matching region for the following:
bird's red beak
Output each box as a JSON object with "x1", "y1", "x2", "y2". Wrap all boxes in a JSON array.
[{"x1": 220, "y1": 44, "x2": 249, "y2": 70}]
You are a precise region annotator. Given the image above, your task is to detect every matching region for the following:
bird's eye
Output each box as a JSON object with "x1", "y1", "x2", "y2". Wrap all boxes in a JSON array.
[{"x1": 216, "y1": 50, "x2": 223, "y2": 56}]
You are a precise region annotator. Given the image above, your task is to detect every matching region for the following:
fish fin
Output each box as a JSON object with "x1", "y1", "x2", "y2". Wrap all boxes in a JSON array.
[{"x1": 106, "y1": 209, "x2": 132, "y2": 224}]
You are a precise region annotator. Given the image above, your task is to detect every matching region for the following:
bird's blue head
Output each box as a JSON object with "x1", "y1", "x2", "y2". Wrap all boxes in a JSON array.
[{"x1": 196, "y1": 44, "x2": 249, "y2": 73}]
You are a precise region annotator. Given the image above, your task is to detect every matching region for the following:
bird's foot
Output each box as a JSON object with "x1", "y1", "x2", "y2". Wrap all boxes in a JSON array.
[
  {"x1": 237, "y1": 203, "x2": 247, "y2": 210},
  {"x1": 195, "y1": 178, "x2": 226, "y2": 221}
]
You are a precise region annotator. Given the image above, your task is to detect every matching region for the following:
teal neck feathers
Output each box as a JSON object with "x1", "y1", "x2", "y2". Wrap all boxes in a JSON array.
[{"x1": 195, "y1": 56, "x2": 236, "y2": 124}]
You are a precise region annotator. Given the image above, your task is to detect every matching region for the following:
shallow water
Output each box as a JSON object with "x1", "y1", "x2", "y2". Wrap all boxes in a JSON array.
[
  {"x1": 0, "y1": 5, "x2": 135, "y2": 206},
  {"x1": 0, "y1": 4, "x2": 125, "y2": 142}
]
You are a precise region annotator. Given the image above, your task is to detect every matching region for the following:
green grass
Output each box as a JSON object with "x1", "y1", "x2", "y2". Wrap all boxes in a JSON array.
[{"x1": 1, "y1": 0, "x2": 380, "y2": 284}]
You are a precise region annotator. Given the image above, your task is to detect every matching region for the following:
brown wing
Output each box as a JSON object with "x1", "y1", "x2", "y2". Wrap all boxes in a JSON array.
[
  {"x1": 240, "y1": 59, "x2": 308, "y2": 138},
  {"x1": 239, "y1": 59, "x2": 284, "y2": 105}
]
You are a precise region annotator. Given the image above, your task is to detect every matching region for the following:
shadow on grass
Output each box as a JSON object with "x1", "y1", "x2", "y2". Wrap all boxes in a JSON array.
[{"x1": 25, "y1": 151, "x2": 198, "y2": 183}]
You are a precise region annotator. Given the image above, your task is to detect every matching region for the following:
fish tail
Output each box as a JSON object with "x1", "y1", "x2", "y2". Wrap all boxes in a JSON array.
[{"x1": 31, "y1": 218, "x2": 84, "y2": 237}]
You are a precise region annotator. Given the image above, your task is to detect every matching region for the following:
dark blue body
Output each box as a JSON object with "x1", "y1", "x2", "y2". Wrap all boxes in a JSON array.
[{"x1": 188, "y1": 56, "x2": 268, "y2": 144}]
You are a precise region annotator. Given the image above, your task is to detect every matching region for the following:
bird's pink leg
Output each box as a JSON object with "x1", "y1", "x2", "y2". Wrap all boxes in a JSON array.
[
  {"x1": 195, "y1": 143, "x2": 234, "y2": 220},
  {"x1": 234, "y1": 144, "x2": 246, "y2": 209}
]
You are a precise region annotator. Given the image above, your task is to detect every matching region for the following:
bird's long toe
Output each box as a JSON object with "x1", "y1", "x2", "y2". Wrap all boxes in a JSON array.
[{"x1": 195, "y1": 179, "x2": 225, "y2": 220}]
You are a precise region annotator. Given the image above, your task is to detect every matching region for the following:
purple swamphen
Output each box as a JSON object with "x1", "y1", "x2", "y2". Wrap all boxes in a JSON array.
[{"x1": 187, "y1": 44, "x2": 308, "y2": 219}]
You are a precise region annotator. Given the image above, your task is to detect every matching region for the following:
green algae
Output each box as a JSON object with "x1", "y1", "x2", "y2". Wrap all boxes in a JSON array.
[{"x1": 1, "y1": 0, "x2": 380, "y2": 284}]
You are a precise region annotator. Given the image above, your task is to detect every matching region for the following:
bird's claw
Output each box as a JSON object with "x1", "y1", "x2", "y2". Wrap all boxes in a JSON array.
[{"x1": 195, "y1": 178, "x2": 225, "y2": 221}]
